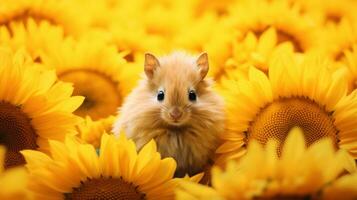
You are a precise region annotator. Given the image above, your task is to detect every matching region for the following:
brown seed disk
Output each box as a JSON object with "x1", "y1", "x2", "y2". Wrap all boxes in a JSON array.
[
  {"x1": 0, "y1": 101, "x2": 38, "y2": 168},
  {"x1": 247, "y1": 98, "x2": 338, "y2": 154},
  {"x1": 59, "y1": 69, "x2": 121, "y2": 120},
  {"x1": 65, "y1": 177, "x2": 146, "y2": 200}
]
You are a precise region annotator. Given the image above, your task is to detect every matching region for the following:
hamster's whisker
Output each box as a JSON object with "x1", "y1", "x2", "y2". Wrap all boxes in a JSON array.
[
  {"x1": 161, "y1": 108, "x2": 169, "y2": 112},
  {"x1": 161, "y1": 107, "x2": 171, "y2": 113},
  {"x1": 161, "y1": 105, "x2": 169, "y2": 110},
  {"x1": 184, "y1": 104, "x2": 192, "y2": 110}
]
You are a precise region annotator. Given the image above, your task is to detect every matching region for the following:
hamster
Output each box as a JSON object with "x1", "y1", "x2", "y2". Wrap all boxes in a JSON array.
[{"x1": 113, "y1": 51, "x2": 224, "y2": 177}]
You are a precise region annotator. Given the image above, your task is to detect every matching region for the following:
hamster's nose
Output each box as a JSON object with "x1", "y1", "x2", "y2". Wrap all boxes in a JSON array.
[{"x1": 169, "y1": 108, "x2": 183, "y2": 120}]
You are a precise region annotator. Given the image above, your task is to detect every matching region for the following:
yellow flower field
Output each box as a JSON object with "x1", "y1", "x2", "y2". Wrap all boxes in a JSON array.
[{"x1": 0, "y1": 0, "x2": 357, "y2": 199}]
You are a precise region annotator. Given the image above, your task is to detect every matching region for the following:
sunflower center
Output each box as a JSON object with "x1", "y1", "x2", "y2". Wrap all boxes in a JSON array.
[
  {"x1": 247, "y1": 98, "x2": 338, "y2": 154},
  {"x1": 335, "y1": 45, "x2": 353, "y2": 61},
  {"x1": 58, "y1": 69, "x2": 121, "y2": 120},
  {"x1": 0, "y1": 101, "x2": 37, "y2": 168},
  {"x1": 326, "y1": 13, "x2": 342, "y2": 24},
  {"x1": 124, "y1": 53, "x2": 135, "y2": 62},
  {"x1": 65, "y1": 177, "x2": 146, "y2": 200}
]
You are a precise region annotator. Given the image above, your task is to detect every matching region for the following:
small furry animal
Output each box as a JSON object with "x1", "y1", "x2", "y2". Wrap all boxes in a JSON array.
[{"x1": 113, "y1": 52, "x2": 224, "y2": 177}]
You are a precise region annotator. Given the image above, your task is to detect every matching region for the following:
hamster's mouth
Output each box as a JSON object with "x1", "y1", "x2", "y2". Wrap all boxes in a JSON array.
[
  {"x1": 161, "y1": 112, "x2": 189, "y2": 126},
  {"x1": 169, "y1": 120, "x2": 184, "y2": 126},
  {"x1": 164, "y1": 118, "x2": 187, "y2": 126}
]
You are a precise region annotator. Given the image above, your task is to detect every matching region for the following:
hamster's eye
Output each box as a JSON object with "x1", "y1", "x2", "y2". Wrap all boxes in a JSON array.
[
  {"x1": 157, "y1": 90, "x2": 165, "y2": 101},
  {"x1": 189, "y1": 90, "x2": 197, "y2": 101}
]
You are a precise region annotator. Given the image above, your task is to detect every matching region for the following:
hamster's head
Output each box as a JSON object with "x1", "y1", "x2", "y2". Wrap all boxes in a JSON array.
[{"x1": 144, "y1": 52, "x2": 211, "y2": 127}]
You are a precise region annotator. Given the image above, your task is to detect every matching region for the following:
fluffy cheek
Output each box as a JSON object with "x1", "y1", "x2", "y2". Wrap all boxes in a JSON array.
[
  {"x1": 139, "y1": 102, "x2": 163, "y2": 122},
  {"x1": 160, "y1": 110, "x2": 171, "y2": 123},
  {"x1": 181, "y1": 109, "x2": 192, "y2": 123},
  {"x1": 189, "y1": 103, "x2": 214, "y2": 124}
]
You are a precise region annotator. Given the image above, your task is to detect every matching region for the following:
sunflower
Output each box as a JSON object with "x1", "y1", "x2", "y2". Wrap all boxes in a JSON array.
[
  {"x1": 0, "y1": 0, "x2": 89, "y2": 37},
  {"x1": 216, "y1": 51, "x2": 357, "y2": 166},
  {"x1": 343, "y1": 45, "x2": 357, "y2": 92},
  {"x1": 225, "y1": 27, "x2": 295, "y2": 74},
  {"x1": 315, "y1": 19, "x2": 357, "y2": 62},
  {"x1": 72, "y1": 0, "x2": 115, "y2": 29},
  {"x1": 226, "y1": 0, "x2": 320, "y2": 52},
  {"x1": 22, "y1": 133, "x2": 202, "y2": 200},
  {"x1": 322, "y1": 172, "x2": 357, "y2": 200},
  {"x1": 294, "y1": 0, "x2": 357, "y2": 26},
  {"x1": 141, "y1": 1, "x2": 190, "y2": 39},
  {"x1": 109, "y1": 20, "x2": 171, "y2": 61},
  {"x1": 0, "y1": 146, "x2": 30, "y2": 200},
  {"x1": 77, "y1": 115, "x2": 116, "y2": 148},
  {"x1": 105, "y1": 0, "x2": 175, "y2": 59},
  {"x1": 190, "y1": 0, "x2": 235, "y2": 17},
  {"x1": 173, "y1": 13, "x2": 218, "y2": 53},
  {"x1": 0, "y1": 48, "x2": 83, "y2": 168},
  {"x1": 177, "y1": 127, "x2": 356, "y2": 200},
  {"x1": 205, "y1": 0, "x2": 321, "y2": 81},
  {"x1": 0, "y1": 18, "x2": 65, "y2": 62},
  {"x1": 203, "y1": 21, "x2": 235, "y2": 81},
  {"x1": 169, "y1": 12, "x2": 236, "y2": 81},
  {"x1": 40, "y1": 35, "x2": 141, "y2": 120}
]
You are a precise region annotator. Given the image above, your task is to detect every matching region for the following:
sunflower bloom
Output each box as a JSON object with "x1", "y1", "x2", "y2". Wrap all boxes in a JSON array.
[
  {"x1": 177, "y1": 128, "x2": 356, "y2": 200},
  {"x1": 343, "y1": 45, "x2": 357, "y2": 92},
  {"x1": 225, "y1": 0, "x2": 319, "y2": 52},
  {"x1": 190, "y1": 0, "x2": 234, "y2": 17},
  {"x1": 322, "y1": 172, "x2": 357, "y2": 200},
  {"x1": 173, "y1": 13, "x2": 219, "y2": 53},
  {"x1": 225, "y1": 27, "x2": 295, "y2": 74},
  {"x1": 295, "y1": 0, "x2": 357, "y2": 26},
  {"x1": 40, "y1": 36, "x2": 140, "y2": 120},
  {"x1": 77, "y1": 115, "x2": 116, "y2": 148},
  {"x1": 205, "y1": 0, "x2": 321, "y2": 81},
  {"x1": 109, "y1": 21, "x2": 170, "y2": 61},
  {"x1": 216, "y1": 51, "x2": 357, "y2": 165},
  {"x1": 315, "y1": 19, "x2": 357, "y2": 62},
  {"x1": 0, "y1": 48, "x2": 83, "y2": 168},
  {"x1": 21, "y1": 133, "x2": 200, "y2": 200},
  {"x1": 105, "y1": 0, "x2": 174, "y2": 59},
  {"x1": 203, "y1": 22, "x2": 235, "y2": 81},
  {"x1": 0, "y1": 18, "x2": 65, "y2": 61},
  {"x1": 0, "y1": 0, "x2": 89, "y2": 37},
  {"x1": 0, "y1": 146, "x2": 29, "y2": 200}
]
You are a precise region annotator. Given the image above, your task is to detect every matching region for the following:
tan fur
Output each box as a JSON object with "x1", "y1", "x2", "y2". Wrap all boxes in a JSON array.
[{"x1": 113, "y1": 52, "x2": 224, "y2": 177}]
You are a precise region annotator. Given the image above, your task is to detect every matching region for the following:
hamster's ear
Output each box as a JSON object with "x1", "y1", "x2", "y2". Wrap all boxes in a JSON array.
[
  {"x1": 144, "y1": 53, "x2": 160, "y2": 79},
  {"x1": 196, "y1": 52, "x2": 209, "y2": 80}
]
